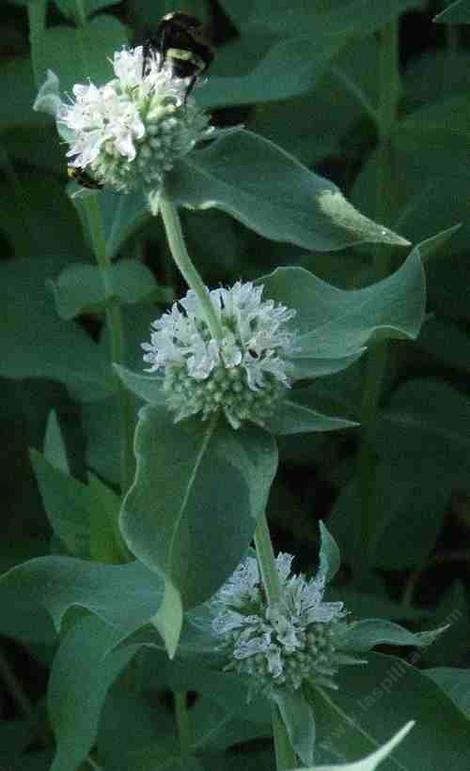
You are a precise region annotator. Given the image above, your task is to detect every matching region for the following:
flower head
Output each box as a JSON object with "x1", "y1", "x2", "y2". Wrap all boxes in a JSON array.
[
  {"x1": 141, "y1": 281, "x2": 296, "y2": 428},
  {"x1": 44, "y1": 46, "x2": 211, "y2": 210},
  {"x1": 211, "y1": 551, "x2": 347, "y2": 694}
]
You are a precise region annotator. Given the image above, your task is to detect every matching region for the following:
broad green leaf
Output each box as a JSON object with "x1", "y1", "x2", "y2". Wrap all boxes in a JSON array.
[
  {"x1": 336, "y1": 619, "x2": 445, "y2": 653},
  {"x1": 399, "y1": 94, "x2": 470, "y2": 140},
  {"x1": 318, "y1": 521, "x2": 341, "y2": 583},
  {"x1": 199, "y1": 35, "x2": 339, "y2": 108},
  {"x1": 0, "y1": 259, "x2": 114, "y2": 401},
  {"x1": 88, "y1": 474, "x2": 129, "y2": 563},
  {"x1": 48, "y1": 613, "x2": 135, "y2": 771},
  {"x1": 426, "y1": 668, "x2": 470, "y2": 718},
  {"x1": 260, "y1": 243, "x2": 425, "y2": 360},
  {"x1": 0, "y1": 554, "x2": 163, "y2": 635},
  {"x1": 310, "y1": 653, "x2": 470, "y2": 768},
  {"x1": 264, "y1": 398, "x2": 358, "y2": 435},
  {"x1": 289, "y1": 352, "x2": 363, "y2": 380},
  {"x1": 114, "y1": 364, "x2": 166, "y2": 406},
  {"x1": 222, "y1": 0, "x2": 423, "y2": 39},
  {"x1": 44, "y1": 411, "x2": 69, "y2": 474},
  {"x1": 120, "y1": 406, "x2": 278, "y2": 648},
  {"x1": 435, "y1": 0, "x2": 470, "y2": 23},
  {"x1": 299, "y1": 722, "x2": 415, "y2": 770},
  {"x1": 50, "y1": 260, "x2": 159, "y2": 320},
  {"x1": 55, "y1": 0, "x2": 119, "y2": 21},
  {"x1": 168, "y1": 130, "x2": 409, "y2": 252},
  {"x1": 70, "y1": 188, "x2": 150, "y2": 260},
  {"x1": 273, "y1": 688, "x2": 315, "y2": 766},
  {"x1": 191, "y1": 696, "x2": 271, "y2": 752},
  {"x1": 33, "y1": 16, "x2": 128, "y2": 93}
]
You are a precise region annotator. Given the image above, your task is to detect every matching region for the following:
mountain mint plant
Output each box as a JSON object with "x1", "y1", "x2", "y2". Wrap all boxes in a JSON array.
[{"x1": 1, "y1": 7, "x2": 468, "y2": 771}]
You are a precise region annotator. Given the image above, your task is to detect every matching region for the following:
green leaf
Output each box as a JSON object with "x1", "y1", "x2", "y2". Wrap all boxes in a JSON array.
[
  {"x1": 264, "y1": 398, "x2": 358, "y2": 435},
  {"x1": 0, "y1": 259, "x2": 114, "y2": 401},
  {"x1": 120, "y1": 406, "x2": 278, "y2": 650},
  {"x1": 0, "y1": 554, "x2": 163, "y2": 636},
  {"x1": 33, "y1": 16, "x2": 128, "y2": 93},
  {"x1": 318, "y1": 521, "x2": 341, "y2": 584},
  {"x1": 50, "y1": 260, "x2": 158, "y2": 320},
  {"x1": 434, "y1": 0, "x2": 470, "y2": 23},
  {"x1": 310, "y1": 653, "x2": 470, "y2": 768},
  {"x1": 273, "y1": 688, "x2": 315, "y2": 766},
  {"x1": 199, "y1": 35, "x2": 339, "y2": 108},
  {"x1": 336, "y1": 619, "x2": 446, "y2": 653},
  {"x1": 55, "y1": 0, "x2": 119, "y2": 22},
  {"x1": 300, "y1": 722, "x2": 415, "y2": 770},
  {"x1": 426, "y1": 668, "x2": 470, "y2": 719},
  {"x1": 114, "y1": 364, "x2": 166, "y2": 406},
  {"x1": 48, "y1": 613, "x2": 135, "y2": 771},
  {"x1": 168, "y1": 130, "x2": 409, "y2": 252},
  {"x1": 44, "y1": 411, "x2": 69, "y2": 474},
  {"x1": 261, "y1": 243, "x2": 425, "y2": 360},
  {"x1": 70, "y1": 188, "x2": 150, "y2": 260},
  {"x1": 223, "y1": 0, "x2": 423, "y2": 39},
  {"x1": 30, "y1": 449, "x2": 93, "y2": 557}
]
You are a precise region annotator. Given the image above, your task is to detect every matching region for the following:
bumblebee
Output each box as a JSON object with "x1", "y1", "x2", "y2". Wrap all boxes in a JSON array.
[
  {"x1": 67, "y1": 166, "x2": 103, "y2": 190},
  {"x1": 143, "y1": 12, "x2": 214, "y2": 103}
]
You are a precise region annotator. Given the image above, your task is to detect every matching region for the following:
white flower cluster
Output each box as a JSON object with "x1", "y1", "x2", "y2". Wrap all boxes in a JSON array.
[
  {"x1": 142, "y1": 281, "x2": 296, "y2": 428},
  {"x1": 58, "y1": 46, "x2": 211, "y2": 205},
  {"x1": 211, "y1": 553, "x2": 346, "y2": 693}
]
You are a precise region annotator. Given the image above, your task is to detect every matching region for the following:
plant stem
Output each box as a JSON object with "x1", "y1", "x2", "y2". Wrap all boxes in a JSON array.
[
  {"x1": 272, "y1": 703, "x2": 298, "y2": 771},
  {"x1": 254, "y1": 512, "x2": 298, "y2": 769},
  {"x1": 0, "y1": 648, "x2": 49, "y2": 746},
  {"x1": 84, "y1": 194, "x2": 135, "y2": 495},
  {"x1": 174, "y1": 691, "x2": 192, "y2": 756},
  {"x1": 159, "y1": 195, "x2": 223, "y2": 340},
  {"x1": 357, "y1": 20, "x2": 400, "y2": 567},
  {"x1": 254, "y1": 510, "x2": 282, "y2": 605}
]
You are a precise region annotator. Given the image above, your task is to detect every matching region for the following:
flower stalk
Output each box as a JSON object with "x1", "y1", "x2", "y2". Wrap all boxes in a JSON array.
[
  {"x1": 357, "y1": 19, "x2": 400, "y2": 568},
  {"x1": 83, "y1": 194, "x2": 134, "y2": 495},
  {"x1": 159, "y1": 194, "x2": 223, "y2": 341}
]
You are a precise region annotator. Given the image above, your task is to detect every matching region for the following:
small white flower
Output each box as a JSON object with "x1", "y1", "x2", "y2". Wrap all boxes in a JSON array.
[
  {"x1": 43, "y1": 45, "x2": 212, "y2": 208},
  {"x1": 142, "y1": 281, "x2": 296, "y2": 428},
  {"x1": 211, "y1": 552, "x2": 347, "y2": 693}
]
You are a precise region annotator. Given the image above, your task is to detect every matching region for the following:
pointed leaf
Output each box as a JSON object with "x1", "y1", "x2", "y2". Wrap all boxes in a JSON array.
[
  {"x1": 48, "y1": 614, "x2": 135, "y2": 771},
  {"x1": 336, "y1": 619, "x2": 446, "y2": 653},
  {"x1": 261, "y1": 243, "x2": 425, "y2": 359},
  {"x1": 0, "y1": 555, "x2": 163, "y2": 636},
  {"x1": 44, "y1": 411, "x2": 69, "y2": 474},
  {"x1": 264, "y1": 399, "x2": 357, "y2": 435},
  {"x1": 273, "y1": 688, "x2": 315, "y2": 766},
  {"x1": 299, "y1": 721, "x2": 415, "y2": 770},
  {"x1": 168, "y1": 130, "x2": 408, "y2": 252},
  {"x1": 114, "y1": 364, "x2": 166, "y2": 406},
  {"x1": 120, "y1": 406, "x2": 278, "y2": 650},
  {"x1": 318, "y1": 521, "x2": 341, "y2": 584}
]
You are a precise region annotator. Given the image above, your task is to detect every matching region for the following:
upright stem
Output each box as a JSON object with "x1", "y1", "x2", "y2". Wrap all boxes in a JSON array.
[
  {"x1": 255, "y1": 511, "x2": 297, "y2": 770},
  {"x1": 159, "y1": 195, "x2": 223, "y2": 340},
  {"x1": 357, "y1": 20, "x2": 400, "y2": 567},
  {"x1": 84, "y1": 195, "x2": 135, "y2": 495},
  {"x1": 254, "y1": 510, "x2": 282, "y2": 605},
  {"x1": 174, "y1": 691, "x2": 192, "y2": 756}
]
